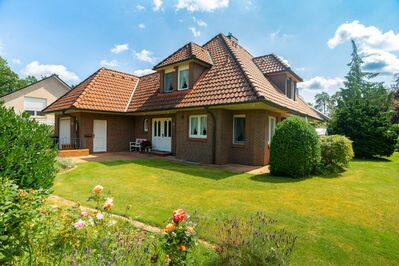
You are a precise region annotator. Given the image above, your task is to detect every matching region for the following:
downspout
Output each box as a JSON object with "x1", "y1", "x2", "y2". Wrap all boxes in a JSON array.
[{"x1": 204, "y1": 106, "x2": 216, "y2": 164}]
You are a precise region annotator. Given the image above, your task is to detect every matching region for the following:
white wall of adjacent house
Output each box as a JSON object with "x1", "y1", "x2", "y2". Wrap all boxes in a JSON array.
[{"x1": 0, "y1": 76, "x2": 70, "y2": 126}]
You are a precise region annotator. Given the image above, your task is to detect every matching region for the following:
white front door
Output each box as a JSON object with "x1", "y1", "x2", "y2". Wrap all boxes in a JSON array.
[
  {"x1": 59, "y1": 117, "x2": 71, "y2": 148},
  {"x1": 152, "y1": 118, "x2": 172, "y2": 152},
  {"x1": 93, "y1": 120, "x2": 107, "y2": 152}
]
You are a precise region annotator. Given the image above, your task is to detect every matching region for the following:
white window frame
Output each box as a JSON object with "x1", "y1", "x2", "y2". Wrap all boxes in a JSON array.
[
  {"x1": 144, "y1": 119, "x2": 149, "y2": 132},
  {"x1": 268, "y1": 116, "x2": 276, "y2": 144},
  {"x1": 233, "y1": 114, "x2": 246, "y2": 144},
  {"x1": 178, "y1": 65, "x2": 189, "y2": 91},
  {"x1": 24, "y1": 96, "x2": 47, "y2": 117},
  {"x1": 189, "y1": 115, "x2": 207, "y2": 139},
  {"x1": 164, "y1": 69, "x2": 174, "y2": 93}
]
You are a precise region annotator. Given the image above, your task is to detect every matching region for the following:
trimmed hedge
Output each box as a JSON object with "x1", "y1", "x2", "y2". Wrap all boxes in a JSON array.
[
  {"x1": 269, "y1": 116, "x2": 320, "y2": 177},
  {"x1": 0, "y1": 105, "x2": 57, "y2": 189},
  {"x1": 320, "y1": 135, "x2": 354, "y2": 172}
]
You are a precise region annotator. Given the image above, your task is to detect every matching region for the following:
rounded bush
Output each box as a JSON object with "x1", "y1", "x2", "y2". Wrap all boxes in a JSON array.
[
  {"x1": 0, "y1": 105, "x2": 57, "y2": 189},
  {"x1": 320, "y1": 135, "x2": 354, "y2": 172},
  {"x1": 269, "y1": 116, "x2": 320, "y2": 177}
]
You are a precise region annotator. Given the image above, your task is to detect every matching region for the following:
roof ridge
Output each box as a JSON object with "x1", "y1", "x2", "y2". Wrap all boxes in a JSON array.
[
  {"x1": 270, "y1": 53, "x2": 291, "y2": 69},
  {"x1": 125, "y1": 78, "x2": 140, "y2": 112},
  {"x1": 219, "y1": 34, "x2": 261, "y2": 99}
]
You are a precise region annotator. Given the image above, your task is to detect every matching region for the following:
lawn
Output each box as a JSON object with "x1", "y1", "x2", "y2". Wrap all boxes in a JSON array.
[{"x1": 54, "y1": 153, "x2": 399, "y2": 265}]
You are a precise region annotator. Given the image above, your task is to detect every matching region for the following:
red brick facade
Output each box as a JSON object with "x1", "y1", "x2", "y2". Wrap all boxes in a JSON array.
[{"x1": 55, "y1": 108, "x2": 284, "y2": 165}]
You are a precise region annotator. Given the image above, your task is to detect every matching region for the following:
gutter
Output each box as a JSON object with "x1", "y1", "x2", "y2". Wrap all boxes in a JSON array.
[{"x1": 204, "y1": 106, "x2": 216, "y2": 164}]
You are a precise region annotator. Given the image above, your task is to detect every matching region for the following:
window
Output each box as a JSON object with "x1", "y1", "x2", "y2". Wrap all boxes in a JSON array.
[
  {"x1": 144, "y1": 119, "x2": 149, "y2": 132},
  {"x1": 268, "y1": 116, "x2": 276, "y2": 144},
  {"x1": 233, "y1": 115, "x2": 246, "y2": 144},
  {"x1": 164, "y1": 71, "x2": 174, "y2": 92},
  {"x1": 286, "y1": 78, "x2": 296, "y2": 100},
  {"x1": 24, "y1": 97, "x2": 47, "y2": 117},
  {"x1": 178, "y1": 66, "x2": 189, "y2": 90},
  {"x1": 189, "y1": 115, "x2": 207, "y2": 138}
]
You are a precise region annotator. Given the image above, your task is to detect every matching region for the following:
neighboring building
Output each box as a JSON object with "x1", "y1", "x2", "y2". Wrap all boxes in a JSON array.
[
  {"x1": 44, "y1": 33, "x2": 327, "y2": 165},
  {"x1": 1, "y1": 75, "x2": 71, "y2": 126}
]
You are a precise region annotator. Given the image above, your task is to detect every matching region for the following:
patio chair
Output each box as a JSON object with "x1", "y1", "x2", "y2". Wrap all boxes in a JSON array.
[{"x1": 129, "y1": 138, "x2": 146, "y2": 152}]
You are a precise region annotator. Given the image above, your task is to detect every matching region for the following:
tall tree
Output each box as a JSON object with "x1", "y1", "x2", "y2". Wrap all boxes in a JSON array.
[
  {"x1": 314, "y1": 92, "x2": 332, "y2": 115},
  {"x1": 0, "y1": 56, "x2": 37, "y2": 96},
  {"x1": 392, "y1": 74, "x2": 399, "y2": 124},
  {"x1": 328, "y1": 40, "x2": 397, "y2": 158}
]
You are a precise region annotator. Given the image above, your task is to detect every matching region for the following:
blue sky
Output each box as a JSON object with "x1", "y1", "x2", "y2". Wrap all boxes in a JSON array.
[{"x1": 0, "y1": 0, "x2": 398, "y2": 102}]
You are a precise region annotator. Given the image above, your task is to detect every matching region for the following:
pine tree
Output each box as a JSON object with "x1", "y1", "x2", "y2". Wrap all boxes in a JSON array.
[
  {"x1": 392, "y1": 74, "x2": 399, "y2": 124},
  {"x1": 328, "y1": 40, "x2": 397, "y2": 158}
]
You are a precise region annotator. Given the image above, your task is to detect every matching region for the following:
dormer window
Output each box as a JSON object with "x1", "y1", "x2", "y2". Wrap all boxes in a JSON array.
[
  {"x1": 164, "y1": 70, "x2": 174, "y2": 92},
  {"x1": 178, "y1": 65, "x2": 189, "y2": 90},
  {"x1": 286, "y1": 78, "x2": 296, "y2": 100}
]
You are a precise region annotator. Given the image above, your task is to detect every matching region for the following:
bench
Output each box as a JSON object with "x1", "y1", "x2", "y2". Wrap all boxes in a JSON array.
[{"x1": 129, "y1": 138, "x2": 146, "y2": 152}]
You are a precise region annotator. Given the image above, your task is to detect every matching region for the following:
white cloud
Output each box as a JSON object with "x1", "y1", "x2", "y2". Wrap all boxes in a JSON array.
[
  {"x1": 153, "y1": 0, "x2": 163, "y2": 11},
  {"x1": 298, "y1": 76, "x2": 344, "y2": 103},
  {"x1": 133, "y1": 68, "x2": 155, "y2": 76},
  {"x1": 328, "y1": 20, "x2": 399, "y2": 51},
  {"x1": 269, "y1": 30, "x2": 293, "y2": 42},
  {"x1": 295, "y1": 67, "x2": 306, "y2": 72},
  {"x1": 277, "y1": 55, "x2": 291, "y2": 67},
  {"x1": 21, "y1": 61, "x2": 79, "y2": 82},
  {"x1": 193, "y1": 16, "x2": 207, "y2": 27},
  {"x1": 188, "y1": 27, "x2": 201, "y2": 37},
  {"x1": 12, "y1": 58, "x2": 22, "y2": 64},
  {"x1": 176, "y1": 0, "x2": 229, "y2": 12},
  {"x1": 134, "y1": 49, "x2": 156, "y2": 63},
  {"x1": 138, "y1": 23, "x2": 145, "y2": 29},
  {"x1": 110, "y1": 43, "x2": 129, "y2": 54},
  {"x1": 136, "y1": 4, "x2": 145, "y2": 11},
  {"x1": 328, "y1": 20, "x2": 399, "y2": 75},
  {"x1": 100, "y1": 59, "x2": 118, "y2": 67}
]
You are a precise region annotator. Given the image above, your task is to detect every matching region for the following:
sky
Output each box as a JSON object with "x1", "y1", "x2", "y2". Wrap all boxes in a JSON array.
[{"x1": 0, "y1": 0, "x2": 398, "y2": 103}]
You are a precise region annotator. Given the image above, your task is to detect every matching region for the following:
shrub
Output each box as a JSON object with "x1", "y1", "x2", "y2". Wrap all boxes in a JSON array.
[
  {"x1": 211, "y1": 213, "x2": 297, "y2": 265},
  {"x1": 0, "y1": 177, "x2": 48, "y2": 264},
  {"x1": 0, "y1": 105, "x2": 57, "y2": 189},
  {"x1": 55, "y1": 157, "x2": 75, "y2": 172},
  {"x1": 270, "y1": 116, "x2": 321, "y2": 177},
  {"x1": 392, "y1": 124, "x2": 399, "y2": 151},
  {"x1": 320, "y1": 135, "x2": 354, "y2": 173}
]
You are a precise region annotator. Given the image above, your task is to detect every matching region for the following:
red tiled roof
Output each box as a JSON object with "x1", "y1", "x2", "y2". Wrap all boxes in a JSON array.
[
  {"x1": 44, "y1": 68, "x2": 139, "y2": 113},
  {"x1": 252, "y1": 54, "x2": 290, "y2": 74},
  {"x1": 45, "y1": 34, "x2": 325, "y2": 120},
  {"x1": 154, "y1": 42, "x2": 213, "y2": 69}
]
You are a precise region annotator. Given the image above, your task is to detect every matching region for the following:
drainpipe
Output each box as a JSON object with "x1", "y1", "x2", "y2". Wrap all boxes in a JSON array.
[{"x1": 204, "y1": 106, "x2": 216, "y2": 164}]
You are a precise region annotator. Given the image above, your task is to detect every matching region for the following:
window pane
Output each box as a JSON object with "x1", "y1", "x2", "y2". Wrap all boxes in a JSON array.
[
  {"x1": 234, "y1": 117, "x2": 245, "y2": 143},
  {"x1": 154, "y1": 121, "x2": 157, "y2": 136},
  {"x1": 144, "y1": 119, "x2": 148, "y2": 132},
  {"x1": 25, "y1": 110, "x2": 35, "y2": 116},
  {"x1": 286, "y1": 79, "x2": 292, "y2": 98},
  {"x1": 158, "y1": 121, "x2": 161, "y2": 136},
  {"x1": 200, "y1": 116, "x2": 207, "y2": 136},
  {"x1": 190, "y1": 116, "x2": 198, "y2": 136},
  {"x1": 179, "y1": 69, "x2": 189, "y2": 90},
  {"x1": 168, "y1": 121, "x2": 172, "y2": 137},
  {"x1": 269, "y1": 118, "x2": 276, "y2": 143},
  {"x1": 24, "y1": 97, "x2": 47, "y2": 111},
  {"x1": 36, "y1": 111, "x2": 46, "y2": 117},
  {"x1": 164, "y1": 72, "x2": 174, "y2": 92}
]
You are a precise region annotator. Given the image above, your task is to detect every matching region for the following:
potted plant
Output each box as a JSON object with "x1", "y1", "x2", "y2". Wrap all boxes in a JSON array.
[{"x1": 141, "y1": 140, "x2": 152, "y2": 152}]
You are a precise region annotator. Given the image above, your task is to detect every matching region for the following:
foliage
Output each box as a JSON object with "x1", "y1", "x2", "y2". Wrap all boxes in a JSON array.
[
  {"x1": 319, "y1": 135, "x2": 354, "y2": 173},
  {"x1": 328, "y1": 41, "x2": 397, "y2": 158},
  {"x1": 0, "y1": 56, "x2": 37, "y2": 96},
  {"x1": 0, "y1": 105, "x2": 57, "y2": 189},
  {"x1": 392, "y1": 124, "x2": 399, "y2": 151},
  {"x1": 314, "y1": 91, "x2": 337, "y2": 116},
  {"x1": 162, "y1": 209, "x2": 197, "y2": 265},
  {"x1": 209, "y1": 212, "x2": 297, "y2": 266},
  {"x1": 392, "y1": 74, "x2": 399, "y2": 124},
  {"x1": 55, "y1": 157, "x2": 75, "y2": 172},
  {"x1": 0, "y1": 178, "x2": 48, "y2": 264},
  {"x1": 270, "y1": 116, "x2": 321, "y2": 177}
]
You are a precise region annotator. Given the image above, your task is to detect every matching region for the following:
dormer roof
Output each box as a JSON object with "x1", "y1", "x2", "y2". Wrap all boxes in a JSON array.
[
  {"x1": 153, "y1": 42, "x2": 213, "y2": 69},
  {"x1": 253, "y1": 54, "x2": 303, "y2": 81}
]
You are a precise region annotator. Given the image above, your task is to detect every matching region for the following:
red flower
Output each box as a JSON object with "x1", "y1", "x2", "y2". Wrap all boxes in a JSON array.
[
  {"x1": 172, "y1": 209, "x2": 186, "y2": 222},
  {"x1": 179, "y1": 245, "x2": 186, "y2": 251}
]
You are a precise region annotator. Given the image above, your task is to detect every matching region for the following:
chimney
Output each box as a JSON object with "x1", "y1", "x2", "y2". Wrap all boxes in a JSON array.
[{"x1": 227, "y1": 32, "x2": 238, "y2": 48}]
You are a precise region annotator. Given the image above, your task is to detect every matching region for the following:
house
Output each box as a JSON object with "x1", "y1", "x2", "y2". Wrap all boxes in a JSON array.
[
  {"x1": 44, "y1": 33, "x2": 327, "y2": 165},
  {"x1": 1, "y1": 75, "x2": 71, "y2": 126}
]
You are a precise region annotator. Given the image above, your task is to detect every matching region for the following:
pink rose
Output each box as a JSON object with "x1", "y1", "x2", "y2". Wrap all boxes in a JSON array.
[
  {"x1": 74, "y1": 219, "x2": 86, "y2": 230},
  {"x1": 96, "y1": 212, "x2": 104, "y2": 220},
  {"x1": 80, "y1": 211, "x2": 89, "y2": 217}
]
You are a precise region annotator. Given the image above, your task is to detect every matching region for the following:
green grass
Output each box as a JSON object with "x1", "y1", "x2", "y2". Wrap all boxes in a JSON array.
[{"x1": 54, "y1": 153, "x2": 399, "y2": 265}]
